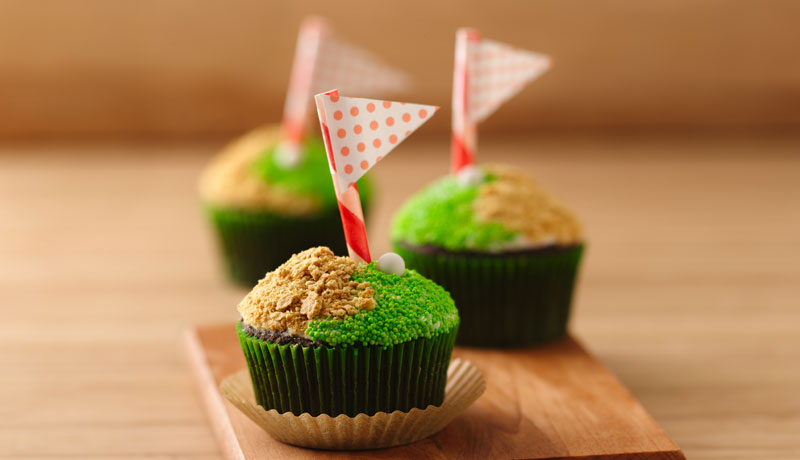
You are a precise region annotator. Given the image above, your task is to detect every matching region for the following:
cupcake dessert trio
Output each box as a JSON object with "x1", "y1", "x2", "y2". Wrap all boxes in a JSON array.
[{"x1": 206, "y1": 20, "x2": 587, "y2": 452}]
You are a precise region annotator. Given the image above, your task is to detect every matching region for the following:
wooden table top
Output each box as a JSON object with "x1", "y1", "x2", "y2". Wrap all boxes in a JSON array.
[{"x1": 1, "y1": 134, "x2": 798, "y2": 459}]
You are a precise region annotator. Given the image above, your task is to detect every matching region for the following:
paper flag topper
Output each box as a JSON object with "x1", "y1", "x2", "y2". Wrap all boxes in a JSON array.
[
  {"x1": 316, "y1": 90, "x2": 438, "y2": 263},
  {"x1": 315, "y1": 91, "x2": 438, "y2": 192},
  {"x1": 277, "y1": 17, "x2": 410, "y2": 167},
  {"x1": 467, "y1": 38, "x2": 551, "y2": 122},
  {"x1": 316, "y1": 37, "x2": 410, "y2": 98},
  {"x1": 451, "y1": 28, "x2": 551, "y2": 174}
]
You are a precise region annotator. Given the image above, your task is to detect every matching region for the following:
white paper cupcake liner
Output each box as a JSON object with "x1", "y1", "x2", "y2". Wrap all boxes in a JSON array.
[{"x1": 220, "y1": 357, "x2": 485, "y2": 450}]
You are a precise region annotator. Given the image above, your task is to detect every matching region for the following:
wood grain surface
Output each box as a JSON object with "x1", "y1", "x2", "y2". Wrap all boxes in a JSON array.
[
  {"x1": 0, "y1": 134, "x2": 799, "y2": 459},
  {"x1": 186, "y1": 323, "x2": 685, "y2": 459},
  {"x1": 2, "y1": 0, "x2": 800, "y2": 138}
]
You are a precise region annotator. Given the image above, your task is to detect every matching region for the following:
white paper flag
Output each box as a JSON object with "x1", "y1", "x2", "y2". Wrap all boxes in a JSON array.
[
  {"x1": 316, "y1": 91, "x2": 437, "y2": 191},
  {"x1": 277, "y1": 17, "x2": 410, "y2": 166},
  {"x1": 468, "y1": 38, "x2": 551, "y2": 122}
]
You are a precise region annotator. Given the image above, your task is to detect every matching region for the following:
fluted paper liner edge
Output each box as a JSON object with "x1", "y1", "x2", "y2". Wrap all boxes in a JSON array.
[{"x1": 220, "y1": 357, "x2": 485, "y2": 450}]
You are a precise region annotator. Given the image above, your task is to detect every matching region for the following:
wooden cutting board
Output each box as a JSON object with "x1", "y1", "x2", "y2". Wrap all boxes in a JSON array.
[{"x1": 184, "y1": 324, "x2": 684, "y2": 460}]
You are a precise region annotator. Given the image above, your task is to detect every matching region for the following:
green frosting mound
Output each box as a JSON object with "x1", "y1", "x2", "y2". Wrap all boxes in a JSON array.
[
  {"x1": 252, "y1": 138, "x2": 372, "y2": 210},
  {"x1": 305, "y1": 263, "x2": 459, "y2": 347},
  {"x1": 391, "y1": 175, "x2": 517, "y2": 251}
]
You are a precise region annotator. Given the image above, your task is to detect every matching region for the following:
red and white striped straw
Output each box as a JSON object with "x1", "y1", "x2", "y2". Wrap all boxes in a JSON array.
[
  {"x1": 451, "y1": 28, "x2": 480, "y2": 175},
  {"x1": 315, "y1": 90, "x2": 437, "y2": 262},
  {"x1": 275, "y1": 17, "x2": 330, "y2": 167},
  {"x1": 314, "y1": 90, "x2": 371, "y2": 263}
]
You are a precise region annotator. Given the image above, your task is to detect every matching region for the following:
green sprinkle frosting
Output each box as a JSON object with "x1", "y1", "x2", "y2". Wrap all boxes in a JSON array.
[
  {"x1": 391, "y1": 174, "x2": 517, "y2": 251},
  {"x1": 252, "y1": 138, "x2": 372, "y2": 210},
  {"x1": 305, "y1": 263, "x2": 459, "y2": 347}
]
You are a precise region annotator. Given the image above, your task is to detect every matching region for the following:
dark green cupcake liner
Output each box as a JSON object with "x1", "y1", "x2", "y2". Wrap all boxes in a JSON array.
[
  {"x1": 237, "y1": 322, "x2": 458, "y2": 417},
  {"x1": 206, "y1": 206, "x2": 352, "y2": 287},
  {"x1": 394, "y1": 243, "x2": 584, "y2": 348}
]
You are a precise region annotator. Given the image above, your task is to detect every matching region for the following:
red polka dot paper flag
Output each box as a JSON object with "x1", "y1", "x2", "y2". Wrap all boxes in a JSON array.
[
  {"x1": 315, "y1": 91, "x2": 438, "y2": 192},
  {"x1": 466, "y1": 37, "x2": 551, "y2": 122},
  {"x1": 451, "y1": 28, "x2": 552, "y2": 173},
  {"x1": 277, "y1": 17, "x2": 410, "y2": 167},
  {"x1": 314, "y1": 90, "x2": 437, "y2": 263}
]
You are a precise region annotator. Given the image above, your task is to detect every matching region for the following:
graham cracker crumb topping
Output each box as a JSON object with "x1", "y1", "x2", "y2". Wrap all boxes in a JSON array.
[
  {"x1": 237, "y1": 247, "x2": 376, "y2": 336},
  {"x1": 474, "y1": 165, "x2": 582, "y2": 245},
  {"x1": 198, "y1": 125, "x2": 320, "y2": 215}
]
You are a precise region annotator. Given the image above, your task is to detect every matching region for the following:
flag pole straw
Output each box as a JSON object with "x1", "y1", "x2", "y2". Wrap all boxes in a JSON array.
[
  {"x1": 276, "y1": 17, "x2": 329, "y2": 167},
  {"x1": 451, "y1": 28, "x2": 480, "y2": 175},
  {"x1": 314, "y1": 90, "x2": 371, "y2": 263}
]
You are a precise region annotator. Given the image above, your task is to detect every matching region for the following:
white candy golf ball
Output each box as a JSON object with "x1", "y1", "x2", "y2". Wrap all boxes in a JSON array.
[
  {"x1": 456, "y1": 165, "x2": 485, "y2": 186},
  {"x1": 376, "y1": 252, "x2": 405, "y2": 276}
]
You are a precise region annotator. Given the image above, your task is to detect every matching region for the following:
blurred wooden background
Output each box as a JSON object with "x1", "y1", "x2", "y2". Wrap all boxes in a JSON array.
[
  {"x1": 2, "y1": 2, "x2": 800, "y2": 459},
  {"x1": 1, "y1": 0, "x2": 799, "y2": 140}
]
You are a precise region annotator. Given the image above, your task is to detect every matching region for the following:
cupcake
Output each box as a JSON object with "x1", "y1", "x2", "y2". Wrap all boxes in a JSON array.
[
  {"x1": 236, "y1": 246, "x2": 459, "y2": 416},
  {"x1": 199, "y1": 126, "x2": 372, "y2": 286},
  {"x1": 391, "y1": 164, "x2": 583, "y2": 347}
]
